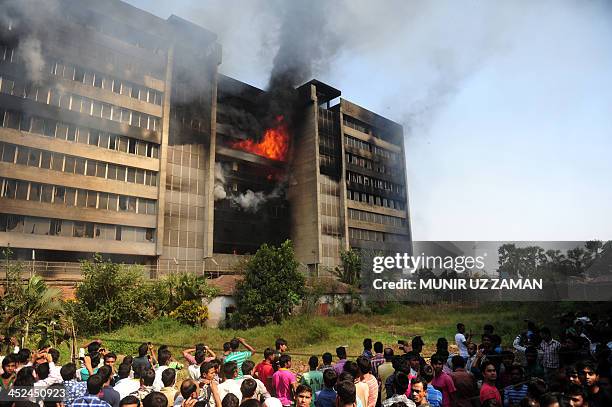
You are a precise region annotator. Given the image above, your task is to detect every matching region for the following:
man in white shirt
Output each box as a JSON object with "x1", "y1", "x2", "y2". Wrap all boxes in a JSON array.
[
  {"x1": 238, "y1": 361, "x2": 270, "y2": 400},
  {"x1": 218, "y1": 362, "x2": 243, "y2": 402},
  {"x1": 153, "y1": 348, "x2": 172, "y2": 391},
  {"x1": 113, "y1": 363, "x2": 140, "y2": 400},
  {"x1": 455, "y1": 323, "x2": 471, "y2": 359}
]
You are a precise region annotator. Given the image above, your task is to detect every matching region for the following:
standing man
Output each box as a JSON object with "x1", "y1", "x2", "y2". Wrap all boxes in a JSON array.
[
  {"x1": 300, "y1": 356, "x2": 323, "y2": 407},
  {"x1": 539, "y1": 327, "x2": 561, "y2": 380},
  {"x1": 377, "y1": 349, "x2": 394, "y2": 401},
  {"x1": 334, "y1": 347, "x2": 348, "y2": 376},
  {"x1": 362, "y1": 339, "x2": 373, "y2": 360},
  {"x1": 430, "y1": 355, "x2": 456, "y2": 407},
  {"x1": 295, "y1": 385, "x2": 313, "y2": 407},
  {"x1": 370, "y1": 342, "x2": 385, "y2": 379},
  {"x1": 409, "y1": 377, "x2": 431, "y2": 407},
  {"x1": 225, "y1": 337, "x2": 256, "y2": 379},
  {"x1": 449, "y1": 356, "x2": 477, "y2": 407},
  {"x1": 479, "y1": 362, "x2": 501, "y2": 406},
  {"x1": 454, "y1": 324, "x2": 471, "y2": 361},
  {"x1": 272, "y1": 355, "x2": 297, "y2": 407},
  {"x1": 255, "y1": 348, "x2": 275, "y2": 396},
  {"x1": 577, "y1": 360, "x2": 612, "y2": 407}
]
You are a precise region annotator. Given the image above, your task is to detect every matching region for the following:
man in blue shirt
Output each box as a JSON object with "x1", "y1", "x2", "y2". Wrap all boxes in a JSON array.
[
  {"x1": 315, "y1": 369, "x2": 338, "y2": 407},
  {"x1": 72, "y1": 374, "x2": 111, "y2": 407}
]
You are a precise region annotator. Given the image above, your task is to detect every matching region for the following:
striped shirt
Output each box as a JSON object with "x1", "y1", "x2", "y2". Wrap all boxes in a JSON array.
[
  {"x1": 370, "y1": 354, "x2": 385, "y2": 378},
  {"x1": 72, "y1": 394, "x2": 111, "y2": 407},
  {"x1": 503, "y1": 384, "x2": 528, "y2": 406},
  {"x1": 224, "y1": 351, "x2": 252, "y2": 379},
  {"x1": 539, "y1": 339, "x2": 561, "y2": 369},
  {"x1": 362, "y1": 374, "x2": 379, "y2": 407}
]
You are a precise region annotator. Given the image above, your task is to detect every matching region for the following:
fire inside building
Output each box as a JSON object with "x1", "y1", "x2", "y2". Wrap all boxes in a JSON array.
[{"x1": 0, "y1": 0, "x2": 412, "y2": 276}]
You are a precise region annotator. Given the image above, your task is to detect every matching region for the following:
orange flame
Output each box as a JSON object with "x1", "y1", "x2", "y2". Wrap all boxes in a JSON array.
[{"x1": 231, "y1": 116, "x2": 288, "y2": 161}]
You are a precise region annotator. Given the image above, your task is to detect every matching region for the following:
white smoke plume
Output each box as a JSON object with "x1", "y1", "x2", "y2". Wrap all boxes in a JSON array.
[
  {"x1": 17, "y1": 37, "x2": 45, "y2": 83},
  {"x1": 214, "y1": 162, "x2": 227, "y2": 201}
]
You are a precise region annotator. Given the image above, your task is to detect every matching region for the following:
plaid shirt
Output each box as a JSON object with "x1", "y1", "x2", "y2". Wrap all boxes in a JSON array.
[
  {"x1": 370, "y1": 354, "x2": 385, "y2": 378},
  {"x1": 72, "y1": 394, "x2": 111, "y2": 407},
  {"x1": 64, "y1": 380, "x2": 87, "y2": 406},
  {"x1": 539, "y1": 339, "x2": 561, "y2": 368}
]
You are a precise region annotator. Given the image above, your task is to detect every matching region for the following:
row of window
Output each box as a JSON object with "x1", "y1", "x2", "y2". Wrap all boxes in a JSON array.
[
  {"x1": 47, "y1": 59, "x2": 163, "y2": 105},
  {"x1": 319, "y1": 154, "x2": 338, "y2": 168},
  {"x1": 0, "y1": 75, "x2": 161, "y2": 131},
  {"x1": 348, "y1": 208, "x2": 406, "y2": 228},
  {"x1": 344, "y1": 135, "x2": 400, "y2": 161},
  {"x1": 345, "y1": 153, "x2": 402, "y2": 177},
  {"x1": 347, "y1": 189, "x2": 406, "y2": 211},
  {"x1": 0, "y1": 142, "x2": 158, "y2": 187},
  {"x1": 0, "y1": 177, "x2": 157, "y2": 215},
  {"x1": 347, "y1": 171, "x2": 405, "y2": 195},
  {"x1": 0, "y1": 213, "x2": 155, "y2": 243},
  {"x1": 343, "y1": 116, "x2": 396, "y2": 145},
  {"x1": 349, "y1": 227, "x2": 408, "y2": 243},
  {"x1": 0, "y1": 108, "x2": 160, "y2": 158}
]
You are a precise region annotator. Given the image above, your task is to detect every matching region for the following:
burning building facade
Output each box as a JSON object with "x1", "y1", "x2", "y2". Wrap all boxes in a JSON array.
[{"x1": 0, "y1": 0, "x2": 411, "y2": 275}]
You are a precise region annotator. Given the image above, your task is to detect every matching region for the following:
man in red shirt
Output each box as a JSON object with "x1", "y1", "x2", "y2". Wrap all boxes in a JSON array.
[
  {"x1": 479, "y1": 362, "x2": 501, "y2": 405},
  {"x1": 255, "y1": 348, "x2": 275, "y2": 395},
  {"x1": 430, "y1": 354, "x2": 456, "y2": 407}
]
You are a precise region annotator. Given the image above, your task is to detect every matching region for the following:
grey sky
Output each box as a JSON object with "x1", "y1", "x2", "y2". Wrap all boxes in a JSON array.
[{"x1": 124, "y1": 0, "x2": 612, "y2": 241}]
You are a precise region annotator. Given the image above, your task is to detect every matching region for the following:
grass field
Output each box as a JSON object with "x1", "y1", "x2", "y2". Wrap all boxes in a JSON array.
[{"x1": 86, "y1": 301, "x2": 589, "y2": 372}]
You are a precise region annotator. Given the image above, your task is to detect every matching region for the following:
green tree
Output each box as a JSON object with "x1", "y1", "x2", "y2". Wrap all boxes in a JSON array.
[
  {"x1": 75, "y1": 255, "x2": 154, "y2": 333},
  {"x1": 232, "y1": 240, "x2": 305, "y2": 328},
  {"x1": 333, "y1": 249, "x2": 361, "y2": 287}
]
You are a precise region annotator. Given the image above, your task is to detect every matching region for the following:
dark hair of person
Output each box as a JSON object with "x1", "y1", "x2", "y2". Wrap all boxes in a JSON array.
[
  {"x1": 223, "y1": 342, "x2": 231, "y2": 352},
  {"x1": 90, "y1": 352, "x2": 101, "y2": 368},
  {"x1": 363, "y1": 339, "x2": 372, "y2": 351},
  {"x1": 410, "y1": 377, "x2": 427, "y2": 390},
  {"x1": 421, "y1": 365, "x2": 434, "y2": 382},
  {"x1": 322, "y1": 352, "x2": 333, "y2": 365},
  {"x1": 104, "y1": 352, "x2": 117, "y2": 362},
  {"x1": 195, "y1": 351, "x2": 206, "y2": 365},
  {"x1": 393, "y1": 372, "x2": 410, "y2": 395},
  {"x1": 201, "y1": 361, "x2": 216, "y2": 377},
  {"x1": 374, "y1": 342, "x2": 383, "y2": 354},
  {"x1": 263, "y1": 348, "x2": 275, "y2": 359},
  {"x1": 457, "y1": 323, "x2": 465, "y2": 331},
  {"x1": 87, "y1": 342, "x2": 101, "y2": 354},
  {"x1": 240, "y1": 378, "x2": 257, "y2": 398},
  {"x1": 296, "y1": 384, "x2": 312, "y2": 396},
  {"x1": 430, "y1": 354, "x2": 444, "y2": 365},
  {"x1": 161, "y1": 368, "x2": 176, "y2": 387},
  {"x1": 117, "y1": 363, "x2": 131, "y2": 380},
  {"x1": 451, "y1": 355, "x2": 466, "y2": 369},
  {"x1": 15, "y1": 366, "x2": 36, "y2": 386},
  {"x1": 436, "y1": 338, "x2": 448, "y2": 350},
  {"x1": 242, "y1": 360, "x2": 255, "y2": 376},
  {"x1": 142, "y1": 369, "x2": 156, "y2": 386},
  {"x1": 336, "y1": 347, "x2": 347, "y2": 359},
  {"x1": 180, "y1": 379, "x2": 198, "y2": 399},
  {"x1": 383, "y1": 348, "x2": 394, "y2": 361},
  {"x1": 275, "y1": 338, "x2": 287, "y2": 350},
  {"x1": 123, "y1": 355, "x2": 133, "y2": 366},
  {"x1": 60, "y1": 363, "x2": 77, "y2": 381},
  {"x1": 120, "y1": 395, "x2": 141, "y2": 407},
  {"x1": 336, "y1": 381, "x2": 356, "y2": 405},
  {"x1": 308, "y1": 356, "x2": 318, "y2": 370},
  {"x1": 48, "y1": 348, "x2": 60, "y2": 364},
  {"x1": 97, "y1": 365, "x2": 113, "y2": 383},
  {"x1": 143, "y1": 392, "x2": 168, "y2": 407},
  {"x1": 223, "y1": 361, "x2": 238, "y2": 379},
  {"x1": 138, "y1": 343, "x2": 149, "y2": 357},
  {"x1": 566, "y1": 383, "x2": 587, "y2": 399},
  {"x1": 239, "y1": 400, "x2": 260, "y2": 407},
  {"x1": 343, "y1": 361, "x2": 359, "y2": 379},
  {"x1": 539, "y1": 393, "x2": 561, "y2": 406},
  {"x1": 230, "y1": 339, "x2": 240, "y2": 351},
  {"x1": 540, "y1": 327, "x2": 551, "y2": 336},
  {"x1": 35, "y1": 362, "x2": 50, "y2": 380},
  {"x1": 195, "y1": 344, "x2": 206, "y2": 352},
  {"x1": 323, "y1": 369, "x2": 338, "y2": 388},
  {"x1": 222, "y1": 393, "x2": 240, "y2": 407},
  {"x1": 158, "y1": 348, "x2": 172, "y2": 366},
  {"x1": 338, "y1": 372, "x2": 354, "y2": 383},
  {"x1": 17, "y1": 349, "x2": 31, "y2": 364},
  {"x1": 509, "y1": 365, "x2": 524, "y2": 375},
  {"x1": 279, "y1": 354, "x2": 291, "y2": 368},
  {"x1": 87, "y1": 374, "x2": 105, "y2": 395},
  {"x1": 356, "y1": 356, "x2": 371, "y2": 374}
]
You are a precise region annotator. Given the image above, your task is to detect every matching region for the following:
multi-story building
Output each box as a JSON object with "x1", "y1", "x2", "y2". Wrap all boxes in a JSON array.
[{"x1": 0, "y1": 0, "x2": 411, "y2": 276}]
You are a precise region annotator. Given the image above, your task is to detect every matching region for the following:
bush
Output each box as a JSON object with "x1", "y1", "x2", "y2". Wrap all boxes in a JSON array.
[
  {"x1": 74, "y1": 255, "x2": 156, "y2": 334},
  {"x1": 231, "y1": 240, "x2": 305, "y2": 328},
  {"x1": 169, "y1": 300, "x2": 209, "y2": 326}
]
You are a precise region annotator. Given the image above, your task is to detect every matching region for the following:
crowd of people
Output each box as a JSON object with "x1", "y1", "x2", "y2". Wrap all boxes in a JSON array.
[{"x1": 0, "y1": 312, "x2": 610, "y2": 407}]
